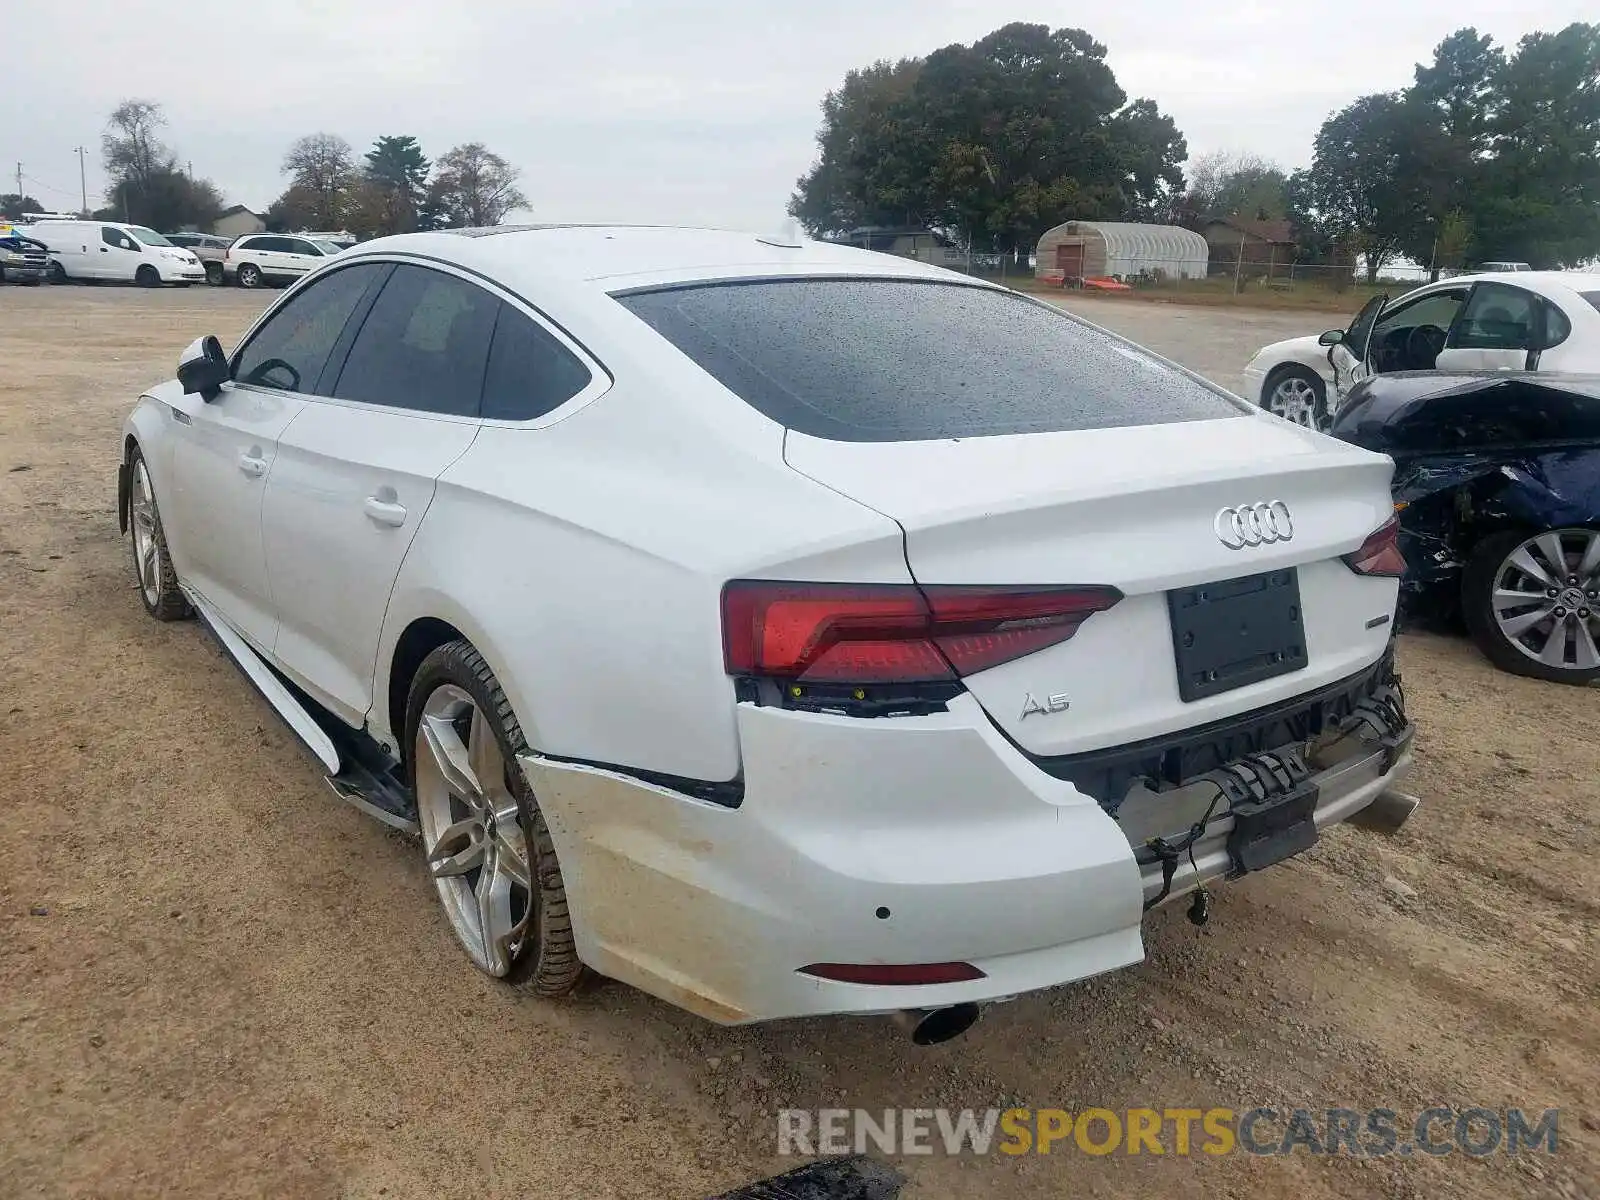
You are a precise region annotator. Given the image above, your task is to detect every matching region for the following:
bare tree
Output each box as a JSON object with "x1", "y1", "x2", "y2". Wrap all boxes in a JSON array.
[
  {"x1": 429, "y1": 143, "x2": 527, "y2": 227},
  {"x1": 282, "y1": 133, "x2": 355, "y2": 228},
  {"x1": 103, "y1": 100, "x2": 171, "y2": 202},
  {"x1": 1182, "y1": 150, "x2": 1288, "y2": 222}
]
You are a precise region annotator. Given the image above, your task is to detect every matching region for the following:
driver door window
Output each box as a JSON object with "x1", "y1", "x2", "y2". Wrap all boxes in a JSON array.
[
  {"x1": 233, "y1": 264, "x2": 389, "y2": 394},
  {"x1": 1367, "y1": 289, "x2": 1467, "y2": 373}
]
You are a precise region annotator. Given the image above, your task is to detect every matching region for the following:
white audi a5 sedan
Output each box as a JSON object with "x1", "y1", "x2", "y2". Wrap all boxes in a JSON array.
[{"x1": 118, "y1": 225, "x2": 1417, "y2": 1043}]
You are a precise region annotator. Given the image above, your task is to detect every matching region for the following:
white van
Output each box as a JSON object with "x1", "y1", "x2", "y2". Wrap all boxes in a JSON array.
[{"x1": 22, "y1": 220, "x2": 205, "y2": 286}]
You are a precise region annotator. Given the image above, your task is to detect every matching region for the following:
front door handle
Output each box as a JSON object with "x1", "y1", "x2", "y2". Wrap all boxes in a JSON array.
[
  {"x1": 238, "y1": 449, "x2": 267, "y2": 477},
  {"x1": 364, "y1": 494, "x2": 408, "y2": 528}
]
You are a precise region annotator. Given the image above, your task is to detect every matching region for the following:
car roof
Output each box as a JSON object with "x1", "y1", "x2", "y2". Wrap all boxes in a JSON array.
[
  {"x1": 1430, "y1": 270, "x2": 1600, "y2": 295},
  {"x1": 336, "y1": 224, "x2": 969, "y2": 293}
]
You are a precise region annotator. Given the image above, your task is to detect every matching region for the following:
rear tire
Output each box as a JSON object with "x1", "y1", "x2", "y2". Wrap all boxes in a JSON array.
[
  {"x1": 205, "y1": 261, "x2": 224, "y2": 287},
  {"x1": 135, "y1": 264, "x2": 160, "y2": 288},
  {"x1": 1261, "y1": 366, "x2": 1329, "y2": 430},
  {"x1": 405, "y1": 640, "x2": 587, "y2": 996},
  {"x1": 49, "y1": 262, "x2": 67, "y2": 284},
  {"x1": 236, "y1": 262, "x2": 261, "y2": 289},
  {"x1": 1462, "y1": 528, "x2": 1600, "y2": 685}
]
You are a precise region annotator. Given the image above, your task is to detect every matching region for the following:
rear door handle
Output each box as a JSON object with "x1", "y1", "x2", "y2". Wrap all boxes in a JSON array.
[
  {"x1": 364, "y1": 495, "x2": 408, "y2": 527},
  {"x1": 238, "y1": 449, "x2": 267, "y2": 477}
]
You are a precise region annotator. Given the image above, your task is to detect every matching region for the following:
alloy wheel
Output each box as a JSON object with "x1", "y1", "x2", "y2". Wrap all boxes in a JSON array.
[
  {"x1": 1267, "y1": 375, "x2": 1321, "y2": 427},
  {"x1": 129, "y1": 459, "x2": 161, "y2": 608},
  {"x1": 1490, "y1": 528, "x2": 1600, "y2": 672},
  {"x1": 413, "y1": 684, "x2": 533, "y2": 976}
]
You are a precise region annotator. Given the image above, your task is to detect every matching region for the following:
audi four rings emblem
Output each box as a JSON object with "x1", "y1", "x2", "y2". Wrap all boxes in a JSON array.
[{"x1": 1214, "y1": 500, "x2": 1294, "y2": 549}]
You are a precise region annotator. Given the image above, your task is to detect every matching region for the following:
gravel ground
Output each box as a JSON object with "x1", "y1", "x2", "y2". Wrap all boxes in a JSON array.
[{"x1": 1, "y1": 284, "x2": 1595, "y2": 1200}]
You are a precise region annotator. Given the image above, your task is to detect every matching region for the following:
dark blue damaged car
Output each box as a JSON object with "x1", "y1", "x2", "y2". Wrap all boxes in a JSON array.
[{"x1": 1331, "y1": 370, "x2": 1600, "y2": 685}]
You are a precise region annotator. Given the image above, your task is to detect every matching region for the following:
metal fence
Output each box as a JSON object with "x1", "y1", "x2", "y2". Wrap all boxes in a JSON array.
[{"x1": 1011, "y1": 254, "x2": 1434, "y2": 296}]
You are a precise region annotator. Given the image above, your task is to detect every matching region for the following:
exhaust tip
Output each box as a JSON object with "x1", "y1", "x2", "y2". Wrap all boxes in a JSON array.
[{"x1": 892, "y1": 1003, "x2": 982, "y2": 1046}]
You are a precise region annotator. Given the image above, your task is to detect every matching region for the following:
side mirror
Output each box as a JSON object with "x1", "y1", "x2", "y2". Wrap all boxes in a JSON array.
[
  {"x1": 1317, "y1": 330, "x2": 1344, "y2": 347},
  {"x1": 177, "y1": 334, "x2": 229, "y2": 400}
]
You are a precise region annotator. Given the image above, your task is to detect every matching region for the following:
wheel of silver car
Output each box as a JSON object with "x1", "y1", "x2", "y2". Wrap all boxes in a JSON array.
[
  {"x1": 406, "y1": 641, "x2": 586, "y2": 993},
  {"x1": 205, "y1": 261, "x2": 224, "y2": 287},
  {"x1": 126, "y1": 448, "x2": 190, "y2": 621},
  {"x1": 1463, "y1": 527, "x2": 1600, "y2": 685},
  {"x1": 236, "y1": 262, "x2": 261, "y2": 289},
  {"x1": 1262, "y1": 367, "x2": 1328, "y2": 430}
]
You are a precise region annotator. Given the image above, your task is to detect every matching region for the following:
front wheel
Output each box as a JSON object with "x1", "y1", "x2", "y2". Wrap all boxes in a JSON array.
[
  {"x1": 1261, "y1": 366, "x2": 1329, "y2": 430},
  {"x1": 1462, "y1": 528, "x2": 1600, "y2": 685},
  {"x1": 49, "y1": 261, "x2": 67, "y2": 284},
  {"x1": 126, "y1": 448, "x2": 191, "y2": 621},
  {"x1": 205, "y1": 261, "x2": 224, "y2": 286},
  {"x1": 135, "y1": 264, "x2": 160, "y2": 288},
  {"x1": 236, "y1": 262, "x2": 261, "y2": 289},
  {"x1": 405, "y1": 641, "x2": 586, "y2": 995}
]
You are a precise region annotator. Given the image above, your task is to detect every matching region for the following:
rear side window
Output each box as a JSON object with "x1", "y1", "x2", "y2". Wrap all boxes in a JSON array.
[
  {"x1": 480, "y1": 305, "x2": 593, "y2": 421},
  {"x1": 233, "y1": 264, "x2": 385, "y2": 392},
  {"x1": 1583, "y1": 291, "x2": 1600, "y2": 315},
  {"x1": 330, "y1": 264, "x2": 498, "y2": 416},
  {"x1": 617, "y1": 279, "x2": 1241, "y2": 441},
  {"x1": 1452, "y1": 283, "x2": 1537, "y2": 350}
]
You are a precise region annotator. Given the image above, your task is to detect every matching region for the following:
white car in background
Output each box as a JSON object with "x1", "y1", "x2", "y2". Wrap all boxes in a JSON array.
[
  {"x1": 1242, "y1": 271, "x2": 1600, "y2": 429},
  {"x1": 223, "y1": 233, "x2": 345, "y2": 288},
  {"x1": 117, "y1": 226, "x2": 1417, "y2": 1043},
  {"x1": 22, "y1": 219, "x2": 205, "y2": 286}
]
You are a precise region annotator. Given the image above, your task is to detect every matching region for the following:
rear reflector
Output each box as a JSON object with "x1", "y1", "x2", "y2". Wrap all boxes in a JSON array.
[
  {"x1": 722, "y1": 582, "x2": 1123, "y2": 683},
  {"x1": 799, "y1": 962, "x2": 986, "y2": 986},
  {"x1": 1343, "y1": 516, "x2": 1406, "y2": 578}
]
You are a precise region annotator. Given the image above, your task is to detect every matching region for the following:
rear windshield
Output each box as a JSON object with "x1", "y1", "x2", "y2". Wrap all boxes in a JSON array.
[
  {"x1": 616, "y1": 278, "x2": 1243, "y2": 441},
  {"x1": 1584, "y1": 291, "x2": 1600, "y2": 315}
]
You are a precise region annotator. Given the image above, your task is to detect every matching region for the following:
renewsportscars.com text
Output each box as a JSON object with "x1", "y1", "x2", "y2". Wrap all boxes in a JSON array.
[{"x1": 777, "y1": 1106, "x2": 1560, "y2": 1158}]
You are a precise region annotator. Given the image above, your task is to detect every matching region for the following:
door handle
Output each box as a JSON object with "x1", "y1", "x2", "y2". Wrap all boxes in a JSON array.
[
  {"x1": 238, "y1": 449, "x2": 267, "y2": 477},
  {"x1": 364, "y1": 495, "x2": 408, "y2": 527}
]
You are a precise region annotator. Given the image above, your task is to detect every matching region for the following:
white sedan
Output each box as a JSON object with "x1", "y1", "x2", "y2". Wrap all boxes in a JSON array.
[
  {"x1": 117, "y1": 225, "x2": 1417, "y2": 1043},
  {"x1": 1242, "y1": 271, "x2": 1600, "y2": 429}
]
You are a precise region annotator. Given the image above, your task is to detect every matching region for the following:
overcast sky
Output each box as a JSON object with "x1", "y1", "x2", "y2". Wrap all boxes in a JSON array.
[{"x1": 6, "y1": 1, "x2": 1594, "y2": 229}]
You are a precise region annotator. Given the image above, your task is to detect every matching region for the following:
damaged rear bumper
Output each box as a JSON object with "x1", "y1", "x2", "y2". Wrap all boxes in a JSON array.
[{"x1": 516, "y1": 659, "x2": 1414, "y2": 1026}]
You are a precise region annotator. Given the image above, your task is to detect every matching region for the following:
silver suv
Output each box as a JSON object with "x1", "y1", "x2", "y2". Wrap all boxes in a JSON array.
[{"x1": 163, "y1": 232, "x2": 233, "y2": 286}]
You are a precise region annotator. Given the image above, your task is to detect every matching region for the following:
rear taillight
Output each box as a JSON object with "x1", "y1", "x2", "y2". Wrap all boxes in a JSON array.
[
  {"x1": 1343, "y1": 517, "x2": 1406, "y2": 577},
  {"x1": 721, "y1": 581, "x2": 1122, "y2": 683}
]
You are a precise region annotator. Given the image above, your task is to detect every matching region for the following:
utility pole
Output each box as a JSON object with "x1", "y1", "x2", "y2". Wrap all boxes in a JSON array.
[
  {"x1": 74, "y1": 146, "x2": 88, "y2": 214},
  {"x1": 14, "y1": 162, "x2": 21, "y2": 198}
]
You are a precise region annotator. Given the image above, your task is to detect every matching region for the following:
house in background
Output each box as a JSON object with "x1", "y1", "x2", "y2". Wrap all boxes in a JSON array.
[
  {"x1": 212, "y1": 205, "x2": 266, "y2": 239},
  {"x1": 834, "y1": 225, "x2": 966, "y2": 267},
  {"x1": 1199, "y1": 217, "x2": 1297, "y2": 274}
]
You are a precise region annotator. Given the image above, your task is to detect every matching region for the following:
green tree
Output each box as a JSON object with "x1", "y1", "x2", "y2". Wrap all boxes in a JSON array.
[
  {"x1": 1177, "y1": 150, "x2": 1288, "y2": 224},
  {"x1": 359, "y1": 135, "x2": 431, "y2": 236},
  {"x1": 789, "y1": 22, "x2": 1186, "y2": 253},
  {"x1": 1, "y1": 194, "x2": 43, "y2": 220},
  {"x1": 1476, "y1": 23, "x2": 1600, "y2": 266},
  {"x1": 1295, "y1": 94, "x2": 1417, "y2": 282}
]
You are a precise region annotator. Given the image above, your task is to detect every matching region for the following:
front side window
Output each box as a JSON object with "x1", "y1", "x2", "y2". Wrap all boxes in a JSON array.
[
  {"x1": 1451, "y1": 283, "x2": 1538, "y2": 350},
  {"x1": 617, "y1": 278, "x2": 1242, "y2": 441},
  {"x1": 329, "y1": 264, "x2": 499, "y2": 416},
  {"x1": 232, "y1": 264, "x2": 387, "y2": 393},
  {"x1": 287, "y1": 238, "x2": 320, "y2": 257},
  {"x1": 101, "y1": 227, "x2": 135, "y2": 250}
]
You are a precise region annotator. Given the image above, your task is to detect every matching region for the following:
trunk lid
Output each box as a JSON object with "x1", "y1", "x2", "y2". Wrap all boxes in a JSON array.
[{"x1": 785, "y1": 415, "x2": 1400, "y2": 758}]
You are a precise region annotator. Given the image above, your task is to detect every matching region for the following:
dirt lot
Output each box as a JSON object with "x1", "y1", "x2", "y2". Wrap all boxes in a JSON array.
[{"x1": 1, "y1": 285, "x2": 1596, "y2": 1200}]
